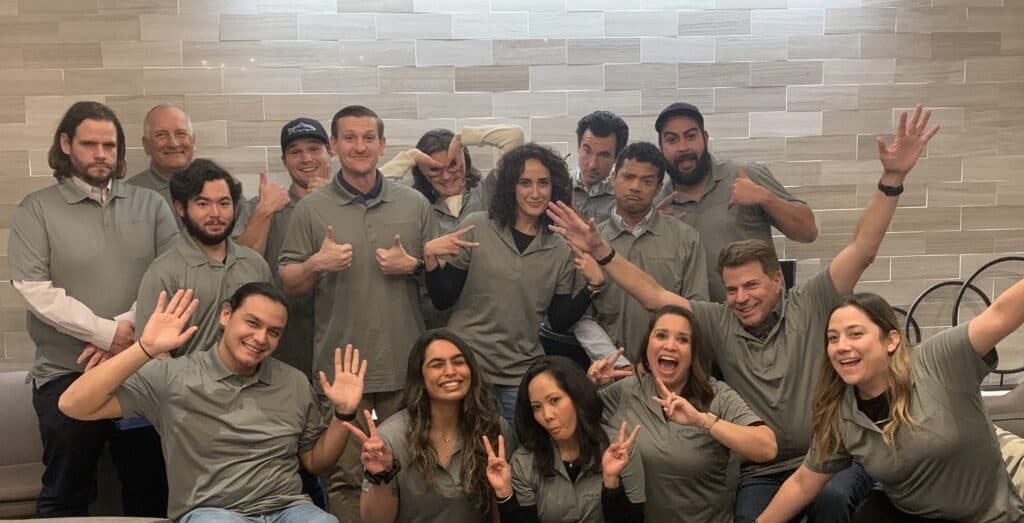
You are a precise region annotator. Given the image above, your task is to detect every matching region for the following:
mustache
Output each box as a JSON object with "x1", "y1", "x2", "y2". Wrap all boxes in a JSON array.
[{"x1": 674, "y1": 152, "x2": 698, "y2": 163}]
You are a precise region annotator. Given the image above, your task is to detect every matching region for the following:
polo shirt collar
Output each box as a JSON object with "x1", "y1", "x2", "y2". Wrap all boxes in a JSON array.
[
  {"x1": 144, "y1": 166, "x2": 171, "y2": 189},
  {"x1": 200, "y1": 345, "x2": 273, "y2": 386},
  {"x1": 839, "y1": 386, "x2": 884, "y2": 434},
  {"x1": 286, "y1": 186, "x2": 302, "y2": 206},
  {"x1": 331, "y1": 170, "x2": 388, "y2": 206},
  {"x1": 58, "y1": 176, "x2": 125, "y2": 205},
  {"x1": 178, "y1": 234, "x2": 252, "y2": 268},
  {"x1": 546, "y1": 440, "x2": 597, "y2": 482},
  {"x1": 493, "y1": 219, "x2": 560, "y2": 256},
  {"x1": 572, "y1": 171, "x2": 614, "y2": 198},
  {"x1": 670, "y1": 152, "x2": 723, "y2": 204},
  {"x1": 740, "y1": 291, "x2": 786, "y2": 342},
  {"x1": 607, "y1": 206, "x2": 658, "y2": 238}
]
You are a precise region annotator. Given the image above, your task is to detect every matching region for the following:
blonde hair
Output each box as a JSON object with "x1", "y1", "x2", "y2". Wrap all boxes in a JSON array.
[{"x1": 812, "y1": 293, "x2": 919, "y2": 461}]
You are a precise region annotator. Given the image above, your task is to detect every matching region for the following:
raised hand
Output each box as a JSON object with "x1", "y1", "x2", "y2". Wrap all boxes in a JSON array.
[
  {"x1": 877, "y1": 104, "x2": 940, "y2": 180},
  {"x1": 728, "y1": 167, "x2": 767, "y2": 209},
  {"x1": 572, "y1": 245, "x2": 605, "y2": 289},
  {"x1": 651, "y1": 376, "x2": 705, "y2": 427},
  {"x1": 138, "y1": 290, "x2": 199, "y2": 356},
  {"x1": 446, "y1": 133, "x2": 466, "y2": 176},
  {"x1": 312, "y1": 225, "x2": 354, "y2": 273},
  {"x1": 483, "y1": 434, "x2": 512, "y2": 498},
  {"x1": 423, "y1": 225, "x2": 479, "y2": 265},
  {"x1": 257, "y1": 172, "x2": 291, "y2": 215},
  {"x1": 342, "y1": 410, "x2": 394, "y2": 475},
  {"x1": 375, "y1": 234, "x2": 417, "y2": 275},
  {"x1": 319, "y1": 345, "x2": 367, "y2": 416},
  {"x1": 78, "y1": 343, "x2": 110, "y2": 372},
  {"x1": 409, "y1": 149, "x2": 444, "y2": 175},
  {"x1": 546, "y1": 201, "x2": 605, "y2": 256},
  {"x1": 602, "y1": 421, "x2": 640, "y2": 485},
  {"x1": 587, "y1": 347, "x2": 633, "y2": 386}
]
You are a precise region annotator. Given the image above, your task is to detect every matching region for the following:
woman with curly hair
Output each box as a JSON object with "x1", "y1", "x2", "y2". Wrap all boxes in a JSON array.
[
  {"x1": 483, "y1": 356, "x2": 646, "y2": 522},
  {"x1": 344, "y1": 329, "x2": 509, "y2": 523},
  {"x1": 423, "y1": 143, "x2": 604, "y2": 428},
  {"x1": 588, "y1": 305, "x2": 777, "y2": 522},
  {"x1": 757, "y1": 288, "x2": 1024, "y2": 522}
]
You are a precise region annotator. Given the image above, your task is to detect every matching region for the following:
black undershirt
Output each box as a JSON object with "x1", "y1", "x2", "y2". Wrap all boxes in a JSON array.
[{"x1": 856, "y1": 393, "x2": 890, "y2": 424}]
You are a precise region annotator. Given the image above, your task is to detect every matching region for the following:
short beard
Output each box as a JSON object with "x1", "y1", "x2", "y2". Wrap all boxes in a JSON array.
[
  {"x1": 70, "y1": 157, "x2": 114, "y2": 187},
  {"x1": 666, "y1": 151, "x2": 711, "y2": 188},
  {"x1": 182, "y1": 211, "x2": 233, "y2": 246}
]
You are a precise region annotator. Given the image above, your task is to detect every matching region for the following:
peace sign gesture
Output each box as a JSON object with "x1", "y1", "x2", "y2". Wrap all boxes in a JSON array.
[
  {"x1": 482, "y1": 434, "x2": 512, "y2": 499},
  {"x1": 587, "y1": 347, "x2": 633, "y2": 386},
  {"x1": 342, "y1": 410, "x2": 393, "y2": 475},
  {"x1": 602, "y1": 421, "x2": 640, "y2": 485},
  {"x1": 651, "y1": 376, "x2": 704, "y2": 427}
]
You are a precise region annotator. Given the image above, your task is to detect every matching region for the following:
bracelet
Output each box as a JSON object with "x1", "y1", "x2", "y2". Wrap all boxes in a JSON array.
[
  {"x1": 595, "y1": 248, "x2": 616, "y2": 266},
  {"x1": 334, "y1": 410, "x2": 357, "y2": 422},
  {"x1": 363, "y1": 458, "x2": 402, "y2": 486},
  {"x1": 703, "y1": 412, "x2": 720, "y2": 432},
  {"x1": 496, "y1": 492, "x2": 514, "y2": 504},
  {"x1": 877, "y1": 181, "x2": 904, "y2": 197},
  {"x1": 137, "y1": 341, "x2": 155, "y2": 359}
]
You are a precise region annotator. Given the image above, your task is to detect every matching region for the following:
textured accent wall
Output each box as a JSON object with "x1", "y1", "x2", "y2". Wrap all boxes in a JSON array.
[{"x1": 1, "y1": 0, "x2": 1023, "y2": 379}]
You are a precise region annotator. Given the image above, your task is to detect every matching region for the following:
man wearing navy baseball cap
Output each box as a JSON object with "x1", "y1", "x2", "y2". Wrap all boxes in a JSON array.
[{"x1": 655, "y1": 102, "x2": 819, "y2": 302}]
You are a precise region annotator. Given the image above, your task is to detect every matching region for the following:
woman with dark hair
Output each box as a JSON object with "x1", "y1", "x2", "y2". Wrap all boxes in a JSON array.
[
  {"x1": 757, "y1": 286, "x2": 1024, "y2": 522},
  {"x1": 423, "y1": 143, "x2": 603, "y2": 428},
  {"x1": 588, "y1": 305, "x2": 777, "y2": 522},
  {"x1": 343, "y1": 329, "x2": 509, "y2": 523},
  {"x1": 482, "y1": 356, "x2": 645, "y2": 522}
]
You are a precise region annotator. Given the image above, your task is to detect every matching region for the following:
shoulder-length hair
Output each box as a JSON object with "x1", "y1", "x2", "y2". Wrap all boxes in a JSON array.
[
  {"x1": 637, "y1": 305, "x2": 715, "y2": 411},
  {"x1": 514, "y1": 357, "x2": 609, "y2": 477},
  {"x1": 487, "y1": 143, "x2": 571, "y2": 229},
  {"x1": 812, "y1": 293, "x2": 918, "y2": 461},
  {"x1": 411, "y1": 129, "x2": 481, "y2": 204},
  {"x1": 403, "y1": 329, "x2": 502, "y2": 515},
  {"x1": 48, "y1": 101, "x2": 127, "y2": 181}
]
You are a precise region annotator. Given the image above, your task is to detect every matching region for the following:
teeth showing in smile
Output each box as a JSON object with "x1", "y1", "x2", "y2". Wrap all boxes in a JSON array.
[
  {"x1": 658, "y1": 356, "x2": 678, "y2": 371},
  {"x1": 838, "y1": 357, "x2": 860, "y2": 367},
  {"x1": 439, "y1": 380, "x2": 461, "y2": 391}
]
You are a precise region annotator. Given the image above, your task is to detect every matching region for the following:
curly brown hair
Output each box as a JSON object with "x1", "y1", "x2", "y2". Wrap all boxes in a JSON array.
[{"x1": 487, "y1": 143, "x2": 572, "y2": 230}]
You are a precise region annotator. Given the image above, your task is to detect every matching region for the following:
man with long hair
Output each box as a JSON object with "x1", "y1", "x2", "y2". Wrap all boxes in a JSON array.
[{"x1": 8, "y1": 101, "x2": 178, "y2": 516}]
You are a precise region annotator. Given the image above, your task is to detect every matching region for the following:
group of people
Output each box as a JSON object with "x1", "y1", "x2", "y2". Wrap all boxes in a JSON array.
[{"x1": 10, "y1": 97, "x2": 1024, "y2": 523}]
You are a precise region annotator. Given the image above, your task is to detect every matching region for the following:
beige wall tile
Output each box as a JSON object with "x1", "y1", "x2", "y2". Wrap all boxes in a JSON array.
[
  {"x1": 966, "y1": 56, "x2": 1024, "y2": 82},
  {"x1": 894, "y1": 58, "x2": 964, "y2": 83},
  {"x1": 145, "y1": 68, "x2": 222, "y2": 95},
  {"x1": 963, "y1": 156, "x2": 1024, "y2": 182},
  {"x1": 338, "y1": 0, "x2": 411, "y2": 11},
  {"x1": 226, "y1": 119, "x2": 284, "y2": 147},
  {"x1": 0, "y1": 44, "x2": 22, "y2": 68},
  {"x1": 384, "y1": 117, "x2": 458, "y2": 144},
  {"x1": 18, "y1": 0, "x2": 96, "y2": 14},
  {"x1": 766, "y1": 160, "x2": 821, "y2": 185},
  {"x1": 711, "y1": 137, "x2": 787, "y2": 162},
  {"x1": 23, "y1": 43, "x2": 103, "y2": 68},
  {"x1": 925, "y1": 229, "x2": 995, "y2": 255},
  {"x1": 185, "y1": 95, "x2": 264, "y2": 122},
  {"x1": 0, "y1": 69, "x2": 62, "y2": 97},
  {"x1": 855, "y1": 181, "x2": 926, "y2": 207},
  {"x1": 927, "y1": 129, "x2": 1000, "y2": 158},
  {"x1": 641, "y1": 88, "x2": 714, "y2": 117},
  {"x1": 640, "y1": 37, "x2": 715, "y2": 64},
  {"x1": 716, "y1": 36, "x2": 788, "y2": 62},
  {"x1": 529, "y1": 12, "x2": 603, "y2": 39},
  {"x1": 300, "y1": 67, "x2": 379, "y2": 93},
  {"x1": 750, "y1": 9, "x2": 824, "y2": 35},
  {"x1": 263, "y1": 94, "x2": 339, "y2": 120},
  {"x1": 0, "y1": 151, "x2": 30, "y2": 178},
  {"x1": 963, "y1": 205, "x2": 1024, "y2": 231},
  {"x1": 897, "y1": 7, "x2": 966, "y2": 32},
  {"x1": 452, "y1": 13, "x2": 528, "y2": 39},
  {"x1": 704, "y1": 112, "x2": 749, "y2": 138},
  {"x1": 529, "y1": 65, "x2": 602, "y2": 91},
  {"x1": 904, "y1": 157, "x2": 964, "y2": 183},
  {"x1": 819, "y1": 159, "x2": 887, "y2": 184},
  {"x1": 179, "y1": 0, "x2": 257, "y2": 14},
  {"x1": 103, "y1": 41, "x2": 181, "y2": 67},
  {"x1": 567, "y1": 38, "x2": 639, "y2": 65},
  {"x1": 750, "y1": 61, "x2": 823, "y2": 87},
  {"x1": 1002, "y1": 32, "x2": 1024, "y2": 55},
  {"x1": 259, "y1": 0, "x2": 335, "y2": 13},
  {"x1": 0, "y1": 15, "x2": 59, "y2": 44},
  {"x1": 378, "y1": 13, "x2": 452, "y2": 39},
  {"x1": 105, "y1": 95, "x2": 182, "y2": 126},
  {"x1": 529, "y1": 116, "x2": 582, "y2": 143},
  {"x1": 222, "y1": 68, "x2": 298, "y2": 94},
  {"x1": 813, "y1": 208, "x2": 861, "y2": 235},
  {"x1": 66, "y1": 68, "x2": 143, "y2": 96},
  {"x1": 59, "y1": 15, "x2": 140, "y2": 41},
  {"x1": 930, "y1": 82, "x2": 999, "y2": 108},
  {"x1": 928, "y1": 181, "x2": 997, "y2": 207},
  {"x1": 220, "y1": 14, "x2": 297, "y2": 40},
  {"x1": 606, "y1": 64, "x2": 677, "y2": 91},
  {"x1": 182, "y1": 41, "x2": 260, "y2": 68},
  {"x1": 97, "y1": 0, "x2": 177, "y2": 14},
  {"x1": 860, "y1": 32, "x2": 932, "y2": 58},
  {"x1": 454, "y1": 65, "x2": 528, "y2": 92},
  {"x1": 677, "y1": 9, "x2": 749, "y2": 35},
  {"x1": 930, "y1": 31, "x2": 1001, "y2": 58},
  {"x1": 857, "y1": 83, "x2": 927, "y2": 110},
  {"x1": 495, "y1": 39, "x2": 567, "y2": 66},
  {"x1": 787, "y1": 135, "x2": 856, "y2": 161},
  {"x1": 967, "y1": 7, "x2": 1024, "y2": 32},
  {"x1": 788, "y1": 85, "x2": 860, "y2": 112},
  {"x1": 416, "y1": 39, "x2": 491, "y2": 67},
  {"x1": 822, "y1": 109, "x2": 890, "y2": 135},
  {"x1": 714, "y1": 86, "x2": 786, "y2": 113},
  {"x1": 0, "y1": 96, "x2": 24, "y2": 124},
  {"x1": 339, "y1": 40, "x2": 416, "y2": 66},
  {"x1": 606, "y1": 11, "x2": 676, "y2": 37},
  {"x1": 788, "y1": 34, "x2": 859, "y2": 59},
  {"x1": 717, "y1": 0, "x2": 784, "y2": 7},
  {"x1": 567, "y1": 90, "x2": 641, "y2": 117},
  {"x1": 823, "y1": 59, "x2": 895, "y2": 84},
  {"x1": 890, "y1": 206, "x2": 961, "y2": 232},
  {"x1": 788, "y1": 183, "x2": 858, "y2": 210},
  {"x1": 675, "y1": 63, "x2": 747, "y2": 90},
  {"x1": 494, "y1": 92, "x2": 566, "y2": 118},
  {"x1": 262, "y1": 41, "x2": 340, "y2": 67},
  {"x1": 297, "y1": 13, "x2": 374, "y2": 40},
  {"x1": 749, "y1": 111, "x2": 822, "y2": 138},
  {"x1": 380, "y1": 66, "x2": 453, "y2": 94},
  {"x1": 825, "y1": 8, "x2": 896, "y2": 33},
  {"x1": 891, "y1": 255, "x2": 960, "y2": 280},
  {"x1": 141, "y1": 14, "x2": 220, "y2": 41},
  {"x1": 25, "y1": 95, "x2": 105, "y2": 126},
  {"x1": 491, "y1": 0, "x2": 564, "y2": 11},
  {"x1": 416, "y1": 93, "x2": 492, "y2": 118},
  {"x1": 567, "y1": 0, "x2": 640, "y2": 9}
]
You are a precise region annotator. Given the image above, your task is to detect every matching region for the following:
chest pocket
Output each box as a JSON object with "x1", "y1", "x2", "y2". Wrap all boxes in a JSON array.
[{"x1": 639, "y1": 254, "x2": 682, "y2": 292}]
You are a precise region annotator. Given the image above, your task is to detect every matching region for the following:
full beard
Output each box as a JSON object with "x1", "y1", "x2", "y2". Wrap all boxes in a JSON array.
[
  {"x1": 666, "y1": 150, "x2": 711, "y2": 188},
  {"x1": 183, "y1": 213, "x2": 234, "y2": 246}
]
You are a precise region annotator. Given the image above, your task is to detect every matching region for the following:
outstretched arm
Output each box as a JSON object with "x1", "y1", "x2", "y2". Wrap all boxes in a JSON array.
[
  {"x1": 829, "y1": 104, "x2": 939, "y2": 295},
  {"x1": 968, "y1": 277, "x2": 1024, "y2": 358}
]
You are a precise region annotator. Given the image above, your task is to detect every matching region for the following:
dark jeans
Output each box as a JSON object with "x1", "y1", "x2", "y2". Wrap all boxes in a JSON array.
[
  {"x1": 734, "y1": 461, "x2": 874, "y2": 523},
  {"x1": 853, "y1": 490, "x2": 956, "y2": 523},
  {"x1": 33, "y1": 373, "x2": 168, "y2": 517}
]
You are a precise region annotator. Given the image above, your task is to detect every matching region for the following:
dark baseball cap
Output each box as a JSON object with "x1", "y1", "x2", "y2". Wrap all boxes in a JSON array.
[
  {"x1": 655, "y1": 103, "x2": 705, "y2": 134},
  {"x1": 280, "y1": 117, "x2": 330, "y2": 151}
]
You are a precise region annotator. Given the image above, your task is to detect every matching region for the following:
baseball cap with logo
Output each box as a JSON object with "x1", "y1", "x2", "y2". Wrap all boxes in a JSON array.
[{"x1": 280, "y1": 117, "x2": 330, "y2": 151}]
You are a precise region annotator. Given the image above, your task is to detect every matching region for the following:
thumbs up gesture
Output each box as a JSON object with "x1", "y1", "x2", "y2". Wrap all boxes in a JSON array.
[
  {"x1": 376, "y1": 234, "x2": 418, "y2": 275},
  {"x1": 311, "y1": 225, "x2": 354, "y2": 273},
  {"x1": 728, "y1": 166, "x2": 768, "y2": 209},
  {"x1": 255, "y1": 172, "x2": 291, "y2": 216}
]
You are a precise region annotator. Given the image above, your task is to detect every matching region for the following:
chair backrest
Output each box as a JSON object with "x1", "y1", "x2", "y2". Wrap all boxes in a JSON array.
[{"x1": 0, "y1": 371, "x2": 43, "y2": 467}]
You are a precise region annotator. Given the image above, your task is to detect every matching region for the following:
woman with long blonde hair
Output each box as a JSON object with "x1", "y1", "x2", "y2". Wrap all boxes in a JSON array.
[{"x1": 757, "y1": 286, "x2": 1024, "y2": 522}]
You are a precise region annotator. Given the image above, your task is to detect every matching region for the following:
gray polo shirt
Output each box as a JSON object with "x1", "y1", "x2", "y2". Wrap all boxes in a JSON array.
[
  {"x1": 658, "y1": 154, "x2": 806, "y2": 302},
  {"x1": 373, "y1": 409, "x2": 511, "y2": 523},
  {"x1": 592, "y1": 211, "x2": 708, "y2": 360},
  {"x1": 233, "y1": 189, "x2": 316, "y2": 374},
  {"x1": 599, "y1": 373, "x2": 761, "y2": 522},
  {"x1": 446, "y1": 211, "x2": 576, "y2": 387},
  {"x1": 136, "y1": 235, "x2": 271, "y2": 357},
  {"x1": 573, "y1": 175, "x2": 617, "y2": 224},
  {"x1": 691, "y1": 267, "x2": 842, "y2": 478},
  {"x1": 510, "y1": 435, "x2": 645, "y2": 523},
  {"x1": 806, "y1": 323, "x2": 1024, "y2": 522},
  {"x1": 8, "y1": 178, "x2": 178, "y2": 386},
  {"x1": 127, "y1": 167, "x2": 178, "y2": 224},
  {"x1": 278, "y1": 173, "x2": 436, "y2": 393},
  {"x1": 116, "y1": 348, "x2": 326, "y2": 520}
]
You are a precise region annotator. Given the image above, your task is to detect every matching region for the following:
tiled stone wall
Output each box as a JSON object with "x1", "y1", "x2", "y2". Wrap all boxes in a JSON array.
[{"x1": 1, "y1": 0, "x2": 1023, "y2": 379}]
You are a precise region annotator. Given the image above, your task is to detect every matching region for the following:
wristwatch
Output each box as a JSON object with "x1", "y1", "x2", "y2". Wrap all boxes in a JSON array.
[
  {"x1": 877, "y1": 181, "x2": 904, "y2": 197},
  {"x1": 412, "y1": 258, "x2": 426, "y2": 275},
  {"x1": 363, "y1": 458, "x2": 402, "y2": 486}
]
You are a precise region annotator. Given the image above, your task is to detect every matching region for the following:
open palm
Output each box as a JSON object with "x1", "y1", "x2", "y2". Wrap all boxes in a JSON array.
[{"x1": 877, "y1": 104, "x2": 940, "y2": 179}]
